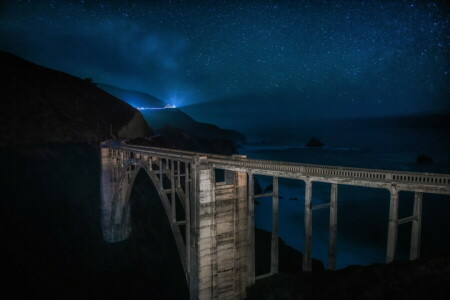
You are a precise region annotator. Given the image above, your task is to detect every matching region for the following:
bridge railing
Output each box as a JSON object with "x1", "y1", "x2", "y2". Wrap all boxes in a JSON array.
[
  {"x1": 105, "y1": 143, "x2": 450, "y2": 190},
  {"x1": 208, "y1": 157, "x2": 450, "y2": 190}
]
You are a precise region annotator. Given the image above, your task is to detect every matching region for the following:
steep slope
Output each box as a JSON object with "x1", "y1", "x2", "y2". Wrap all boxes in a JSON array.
[
  {"x1": 97, "y1": 83, "x2": 167, "y2": 108},
  {"x1": 125, "y1": 125, "x2": 239, "y2": 155},
  {"x1": 0, "y1": 51, "x2": 152, "y2": 145},
  {"x1": 98, "y1": 84, "x2": 246, "y2": 144},
  {"x1": 143, "y1": 108, "x2": 246, "y2": 144}
]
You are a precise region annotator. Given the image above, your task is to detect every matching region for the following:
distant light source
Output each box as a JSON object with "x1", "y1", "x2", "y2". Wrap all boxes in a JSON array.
[{"x1": 136, "y1": 104, "x2": 176, "y2": 111}]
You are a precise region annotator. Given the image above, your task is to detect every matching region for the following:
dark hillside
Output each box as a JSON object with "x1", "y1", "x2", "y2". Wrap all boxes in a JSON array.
[
  {"x1": 0, "y1": 51, "x2": 151, "y2": 145},
  {"x1": 97, "y1": 83, "x2": 167, "y2": 108}
]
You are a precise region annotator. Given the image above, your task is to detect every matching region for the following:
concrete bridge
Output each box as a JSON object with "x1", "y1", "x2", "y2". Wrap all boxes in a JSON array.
[{"x1": 100, "y1": 142, "x2": 450, "y2": 299}]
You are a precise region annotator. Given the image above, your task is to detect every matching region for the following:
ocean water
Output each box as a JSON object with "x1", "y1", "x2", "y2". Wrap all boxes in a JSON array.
[{"x1": 239, "y1": 126, "x2": 450, "y2": 269}]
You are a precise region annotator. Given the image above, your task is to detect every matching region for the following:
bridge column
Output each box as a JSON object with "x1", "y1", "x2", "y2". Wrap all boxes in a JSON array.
[
  {"x1": 100, "y1": 147, "x2": 139, "y2": 243},
  {"x1": 159, "y1": 158, "x2": 163, "y2": 190},
  {"x1": 410, "y1": 192, "x2": 422, "y2": 260},
  {"x1": 189, "y1": 156, "x2": 217, "y2": 300},
  {"x1": 303, "y1": 180, "x2": 313, "y2": 271},
  {"x1": 101, "y1": 146, "x2": 116, "y2": 242},
  {"x1": 148, "y1": 156, "x2": 153, "y2": 171},
  {"x1": 386, "y1": 188, "x2": 399, "y2": 263},
  {"x1": 171, "y1": 159, "x2": 176, "y2": 222},
  {"x1": 247, "y1": 173, "x2": 255, "y2": 285},
  {"x1": 189, "y1": 158, "x2": 249, "y2": 299},
  {"x1": 177, "y1": 161, "x2": 181, "y2": 187},
  {"x1": 185, "y1": 162, "x2": 191, "y2": 276},
  {"x1": 328, "y1": 183, "x2": 338, "y2": 270},
  {"x1": 271, "y1": 176, "x2": 279, "y2": 274},
  {"x1": 235, "y1": 170, "x2": 249, "y2": 298}
]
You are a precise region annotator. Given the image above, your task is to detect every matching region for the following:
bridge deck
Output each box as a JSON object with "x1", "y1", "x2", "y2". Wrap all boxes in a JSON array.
[{"x1": 105, "y1": 143, "x2": 450, "y2": 195}]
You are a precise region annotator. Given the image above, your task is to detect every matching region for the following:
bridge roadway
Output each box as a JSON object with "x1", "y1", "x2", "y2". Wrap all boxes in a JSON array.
[{"x1": 101, "y1": 142, "x2": 450, "y2": 300}]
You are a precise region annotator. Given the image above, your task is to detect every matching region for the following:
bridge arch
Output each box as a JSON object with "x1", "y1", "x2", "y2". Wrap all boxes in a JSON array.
[{"x1": 101, "y1": 154, "x2": 189, "y2": 280}]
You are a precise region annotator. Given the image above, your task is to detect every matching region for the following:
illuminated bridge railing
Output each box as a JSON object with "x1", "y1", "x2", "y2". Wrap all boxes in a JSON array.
[
  {"x1": 110, "y1": 144, "x2": 450, "y2": 190},
  {"x1": 208, "y1": 156, "x2": 450, "y2": 192}
]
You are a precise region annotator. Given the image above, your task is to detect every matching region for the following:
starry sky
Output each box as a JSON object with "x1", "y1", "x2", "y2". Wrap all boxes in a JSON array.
[{"x1": 0, "y1": 0, "x2": 449, "y2": 128}]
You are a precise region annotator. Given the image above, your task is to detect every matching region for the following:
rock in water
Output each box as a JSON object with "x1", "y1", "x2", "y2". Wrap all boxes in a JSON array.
[
  {"x1": 305, "y1": 137, "x2": 324, "y2": 148},
  {"x1": 416, "y1": 154, "x2": 433, "y2": 164},
  {"x1": 263, "y1": 184, "x2": 273, "y2": 193}
]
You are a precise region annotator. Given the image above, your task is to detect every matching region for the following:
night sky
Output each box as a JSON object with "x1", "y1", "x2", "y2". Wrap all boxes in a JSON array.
[{"x1": 0, "y1": 0, "x2": 449, "y2": 126}]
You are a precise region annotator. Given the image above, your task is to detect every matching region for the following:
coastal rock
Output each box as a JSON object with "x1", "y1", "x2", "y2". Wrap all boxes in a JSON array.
[
  {"x1": 255, "y1": 228, "x2": 324, "y2": 276},
  {"x1": 247, "y1": 255, "x2": 450, "y2": 300},
  {"x1": 416, "y1": 154, "x2": 433, "y2": 164},
  {"x1": 305, "y1": 137, "x2": 324, "y2": 148},
  {"x1": 264, "y1": 184, "x2": 273, "y2": 193}
]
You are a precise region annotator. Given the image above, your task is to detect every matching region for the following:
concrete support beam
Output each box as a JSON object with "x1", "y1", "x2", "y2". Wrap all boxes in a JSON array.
[
  {"x1": 410, "y1": 192, "x2": 423, "y2": 260},
  {"x1": 185, "y1": 162, "x2": 191, "y2": 276},
  {"x1": 303, "y1": 180, "x2": 313, "y2": 271},
  {"x1": 177, "y1": 161, "x2": 181, "y2": 187},
  {"x1": 190, "y1": 156, "x2": 217, "y2": 300},
  {"x1": 328, "y1": 183, "x2": 338, "y2": 270},
  {"x1": 386, "y1": 188, "x2": 399, "y2": 263},
  {"x1": 171, "y1": 159, "x2": 176, "y2": 222},
  {"x1": 271, "y1": 176, "x2": 279, "y2": 274},
  {"x1": 235, "y1": 171, "x2": 249, "y2": 298},
  {"x1": 159, "y1": 159, "x2": 163, "y2": 190},
  {"x1": 101, "y1": 147, "x2": 116, "y2": 242},
  {"x1": 247, "y1": 173, "x2": 255, "y2": 285}
]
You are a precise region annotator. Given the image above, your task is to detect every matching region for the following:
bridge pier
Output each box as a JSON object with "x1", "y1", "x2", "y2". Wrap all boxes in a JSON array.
[
  {"x1": 247, "y1": 174, "x2": 255, "y2": 285},
  {"x1": 386, "y1": 188, "x2": 399, "y2": 263},
  {"x1": 386, "y1": 190, "x2": 424, "y2": 263},
  {"x1": 328, "y1": 183, "x2": 338, "y2": 270},
  {"x1": 171, "y1": 159, "x2": 176, "y2": 222},
  {"x1": 271, "y1": 176, "x2": 279, "y2": 274},
  {"x1": 101, "y1": 147, "x2": 141, "y2": 242},
  {"x1": 410, "y1": 192, "x2": 422, "y2": 260},
  {"x1": 303, "y1": 180, "x2": 313, "y2": 271},
  {"x1": 189, "y1": 156, "x2": 250, "y2": 299}
]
